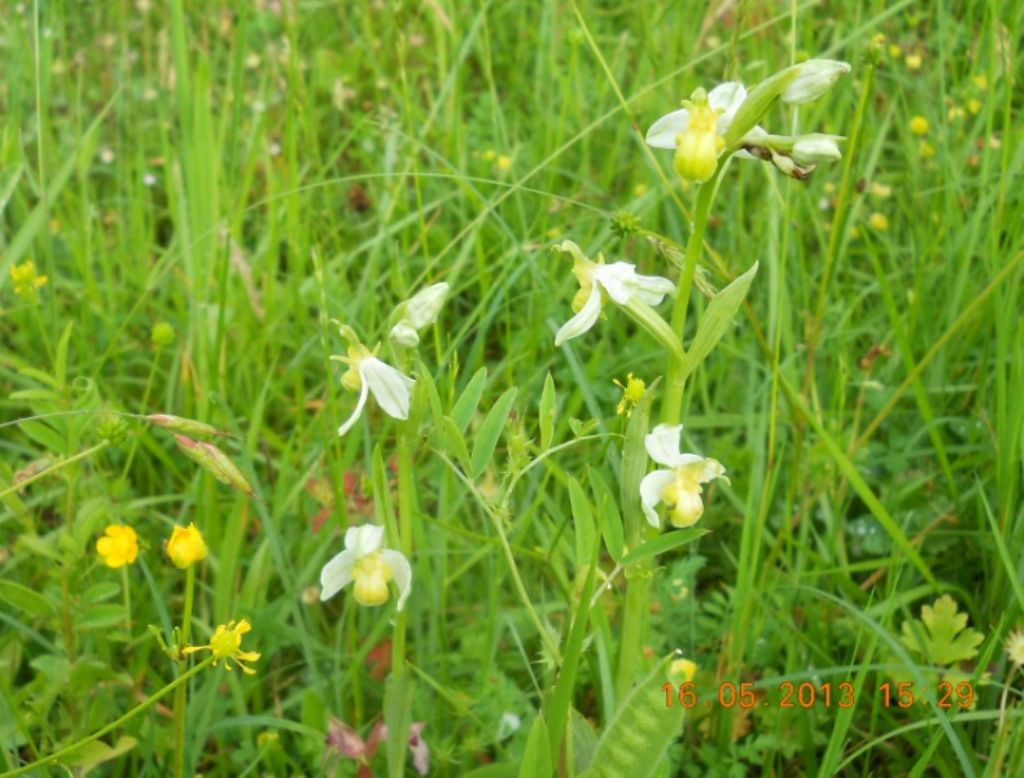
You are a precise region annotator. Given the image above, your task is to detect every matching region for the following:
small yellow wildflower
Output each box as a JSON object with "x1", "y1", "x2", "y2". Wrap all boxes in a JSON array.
[
  {"x1": 183, "y1": 619, "x2": 261, "y2": 674},
  {"x1": 96, "y1": 525, "x2": 139, "y2": 568},
  {"x1": 919, "y1": 140, "x2": 935, "y2": 159},
  {"x1": 633, "y1": 183, "x2": 648, "y2": 197},
  {"x1": 888, "y1": 44, "x2": 902, "y2": 59},
  {"x1": 481, "y1": 149, "x2": 496, "y2": 162},
  {"x1": 909, "y1": 116, "x2": 929, "y2": 135},
  {"x1": 545, "y1": 227, "x2": 560, "y2": 239},
  {"x1": 971, "y1": 75, "x2": 988, "y2": 91},
  {"x1": 967, "y1": 98, "x2": 982, "y2": 115},
  {"x1": 496, "y1": 155, "x2": 512, "y2": 172},
  {"x1": 613, "y1": 373, "x2": 646, "y2": 417},
  {"x1": 165, "y1": 522, "x2": 208, "y2": 569},
  {"x1": 669, "y1": 657, "x2": 697, "y2": 683},
  {"x1": 948, "y1": 106, "x2": 965, "y2": 121},
  {"x1": 870, "y1": 182, "x2": 892, "y2": 198},
  {"x1": 10, "y1": 261, "x2": 48, "y2": 298},
  {"x1": 905, "y1": 53, "x2": 922, "y2": 70},
  {"x1": 869, "y1": 212, "x2": 889, "y2": 231},
  {"x1": 1006, "y1": 629, "x2": 1024, "y2": 666},
  {"x1": 870, "y1": 33, "x2": 886, "y2": 48}
]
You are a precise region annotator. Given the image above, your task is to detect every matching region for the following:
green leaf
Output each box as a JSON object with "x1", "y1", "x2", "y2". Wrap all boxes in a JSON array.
[
  {"x1": 78, "y1": 604, "x2": 128, "y2": 631},
  {"x1": 440, "y1": 416, "x2": 472, "y2": 470},
  {"x1": 63, "y1": 736, "x2": 137, "y2": 776},
  {"x1": 470, "y1": 387, "x2": 517, "y2": 479},
  {"x1": 0, "y1": 580, "x2": 56, "y2": 618},
  {"x1": 579, "y1": 656, "x2": 685, "y2": 778},
  {"x1": 900, "y1": 595, "x2": 984, "y2": 666},
  {"x1": 589, "y1": 468, "x2": 625, "y2": 563},
  {"x1": 54, "y1": 321, "x2": 75, "y2": 389},
  {"x1": 620, "y1": 528, "x2": 709, "y2": 567},
  {"x1": 678, "y1": 262, "x2": 758, "y2": 383},
  {"x1": 18, "y1": 421, "x2": 70, "y2": 457},
  {"x1": 568, "y1": 476, "x2": 596, "y2": 566},
  {"x1": 539, "y1": 372, "x2": 556, "y2": 450},
  {"x1": 620, "y1": 380, "x2": 656, "y2": 546},
  {"x1": 723, "y1": 69, "x2": 801, "y2": 146},
  {"x1": 569, "y1": 707, "x2": 599, "y2": 775},
  {"x1": 518, "y1": 714, "x2": 552, "y2": 778},
  {"x1": 452, "y1": 367, "x2": 488, "y2": 433}
]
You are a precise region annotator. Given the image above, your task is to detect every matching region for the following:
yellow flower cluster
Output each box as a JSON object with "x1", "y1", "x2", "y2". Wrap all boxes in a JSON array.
[{"x1": 10, "y1": 261, "x2": 48, "y2": 298}]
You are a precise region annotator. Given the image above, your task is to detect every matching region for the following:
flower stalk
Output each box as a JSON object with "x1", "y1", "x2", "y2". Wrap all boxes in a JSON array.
[{"x1": 172, "y1": 564, "x2": 196, "y2": 778}]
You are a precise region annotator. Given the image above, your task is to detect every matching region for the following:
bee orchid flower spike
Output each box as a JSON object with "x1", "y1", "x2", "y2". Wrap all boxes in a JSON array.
[
  {"x1": 646, "y1": 59, "x2": 850, "y2": 183},
  {"x1": 332, "y1": 324, "x2": 415, "y2": 436}
]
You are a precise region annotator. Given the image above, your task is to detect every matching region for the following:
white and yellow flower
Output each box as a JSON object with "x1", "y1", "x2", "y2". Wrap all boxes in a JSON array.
[
  {"x1": 640, "y1": 424, "x2": 728, "y2": 529},
  {"x1": 389, "y1": 282, "x2": 450, "y2": 348},
  {"x1": 319, "y1": 524, "x2": 412, "y2": 611},
  {"x1": 332, "y1": 325, "x2": 415, "y2": 436},
  {"x1": 554, "y1": 240, "x2": 674, "y2": 347}
]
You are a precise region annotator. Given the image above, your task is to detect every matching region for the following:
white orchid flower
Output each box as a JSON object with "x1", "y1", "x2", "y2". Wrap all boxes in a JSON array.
[
  {"x1": 389, "y1": 282, "x2": 450, "y2": 348},
  {"x1": 320, "y1": 524, "x2": 412, "y2": 611},
  {"x1": 554, "y1": 240, "x2": 675, "y2": 347},
  {"x1": 639, "y1": 424, "x2": 728, "y2": 529},
  {"x1": 332, "y1": 325, "x2": 415, "y2": 436}
]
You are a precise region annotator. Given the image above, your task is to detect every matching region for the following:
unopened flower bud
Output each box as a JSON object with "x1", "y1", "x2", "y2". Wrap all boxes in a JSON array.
[
  {"x1": 147, "y1": 414, "x2": 224, "y2": 438},
  {"x1": 791, "y1": 134, "x2": 843, "y2": 164},
  {"x1": 174, "y1": 435, "x2": 254, "y2": 497},
  {"x1": 781, "y1": 59, "x2": 851, "y2": 104}
]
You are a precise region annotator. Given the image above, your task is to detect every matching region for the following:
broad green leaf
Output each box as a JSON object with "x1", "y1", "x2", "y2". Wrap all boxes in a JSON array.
[
  {"x1": 539, "y1": 372, "x2": 556, "y2": 450},
  {"x1": 620, "y1": 528, "x2": 709, "y2": 567},
  {"x1": 64, "y1": 736, "x2": 137, "y2": 776},
  {"x1": 18, "y1": 421, "x2": 70, "y2": 456},
  {"x1": 678, "y1": 262, "x2": 759, "y2": 383},
  {"x1": 415, "y1": 360, "x2": 445, "y2": 431},
  {"x1": 569, "y1": 707, "x2": 599, "y2": 775},
  {"x1": 568, "y1": 476, "x2": 596, "y2": 565},
  {"x1": 0, "y1": 580, "x2": 56, "y2": 618},
  {"x1": 900, "y1": 595, "x2": 984, "y2": 666},
  {"x1": 518, "y1": 714, "x2": 552, "y2": 778},
  {"x1": 78, "y1": 604, "x2": 128, "y2": 631},
  {"x1": 579, "y1": 656, "x2": 684, "y2": 778},
  {"x1": 589, "y1": 468, "x2": 625, "y2": 563},
  {"x1": 452, "y1": 367, "x2": 488, "y2": 433},
  {"x1": 470, "y1": 388, "x2": 517, "y2": 479}
]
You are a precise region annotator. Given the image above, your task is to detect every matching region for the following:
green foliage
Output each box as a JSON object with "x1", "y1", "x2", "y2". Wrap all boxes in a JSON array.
[{"x1": 900, "y1": 594, "x2": 985, "y2": 666}]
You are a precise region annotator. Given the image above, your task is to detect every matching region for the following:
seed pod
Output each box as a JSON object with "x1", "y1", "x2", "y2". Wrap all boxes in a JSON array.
[
  {"x1": 148, "y1": 414, "x2": 224, "y2": 438},
  {"x1": 174, "y1": 435, "x2": 254, "y2": 497}
]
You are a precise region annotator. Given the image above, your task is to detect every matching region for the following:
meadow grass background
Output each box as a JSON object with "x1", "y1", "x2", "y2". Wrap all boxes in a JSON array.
[{"x1": 1, "y1": 0, "x2": 1023, "y2": 775}]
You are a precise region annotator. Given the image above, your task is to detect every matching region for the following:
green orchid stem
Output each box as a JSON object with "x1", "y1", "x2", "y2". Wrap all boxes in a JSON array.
[
  {"x1": 173, "y1": 564, "x2": 197, "y2": 778},
  {"x1": 392, "y1": 423, "x2": 415, "y2": 675},
  {"x1": 663, "y1": 166, "x2": 723, "y2": 426},
  {"x1": 1, "y1": 657, "x2": 215, "y2": 778},
  {"x1": 616, "y1": 164, "x2": 724, "y2": 703},
  {"x1": 0, "y1": 440, "x2": 110, "y2": 502}
]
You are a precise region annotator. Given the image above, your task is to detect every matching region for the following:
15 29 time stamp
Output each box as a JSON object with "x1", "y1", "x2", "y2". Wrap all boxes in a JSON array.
[{"x1": 663, "y1": 680, "x2": 976, "y2": 710}]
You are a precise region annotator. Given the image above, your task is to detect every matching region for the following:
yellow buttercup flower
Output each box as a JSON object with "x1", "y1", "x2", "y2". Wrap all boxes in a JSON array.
[
  {"x1": 96, "y1": 525, "x2": 139, "y2": 568},
  {"x1": 869, "y1": 212, "x2": 889, "y2": 231},
  {"x1": 909, "y1": 116, "x2": 929, "y2": 135},
  {"x1": 613, "y1": 373, "x2": 646, "y2": 417},
  {"x1": 905, "y1": 53, "x2": 922, "y2": 70},
  {"x1": 669, "y1": 657, "x2": 697, "y2": 683},
  {"x1": 183, "y1": 619, "x2": 261, "y2": 674},
  {"x1": 10, "y1": 261, "x2": 48, "y2": 298},
  {"x1": 165, "y1": 523, "x2": 208, "y2": 568},
  {"x1": 967, "y1": 98, "x2": 982, "y2": 115}
]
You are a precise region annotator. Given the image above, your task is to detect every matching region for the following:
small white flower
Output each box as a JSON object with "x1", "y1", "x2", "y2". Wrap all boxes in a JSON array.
[
  {"x1": 319, "y1": 524, "x2": 412, "y2": 611},
  {"x1": 639, "y1": 424, "x2": 728, "y2": 529},
  {"x1": 781, "y1": 59, "x2": 851, "y2": 104},
  {"x1": 554, "y1": 241, "x2": 674, "y2": 347},
  {"x1": 389, "y1": 282, "x2": 450, "y2": 348},
  {"x1": 332, "y1": 325, "x2": 415, "y2": 436},
  {"x1": 496, "y1": 712, "x2": 522, "y2": 741}
]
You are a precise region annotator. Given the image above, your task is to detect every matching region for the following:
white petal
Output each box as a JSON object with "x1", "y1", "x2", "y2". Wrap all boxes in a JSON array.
[
  {"x1": 630, "y1": 273, "x2": 676, "y2": 306},
  {"x1": 345, "y1": 524, "x2": 385, "y2": 556},
  {"x1": 694, "y1": 457, "x2": 727, "y2": 484},
  {"x1": 404, "y1": 282, "x2": 449, "y2": 328},
  {"x1": 361, "y1": 357, "x2": 415, "y2": 421},
  {"x1": 593, "y1": 263, "x2": 638, "y2": 305},
  {"x1": 554, "y1": 285, "x2": 603, "y2": 347},
  {"x1": 319, "y1": 549, "x2": 356, "y2": 600},
  {"x1": 389, "y1": 320, "x2": 420, "y2": 348},
  {"x1": 644, "y1": 423, "x2": 685, "y2": 466},
  {"x1": 645, "y1": 108, "x2": 689, "y2": 149},
  {"x1": 337, "y1": 378, "x2": 371, "y2": 436},
  {"x1": 640, "y1": 469, "x2": 676, "y2": 529},
  {"x1": 380, "y1": 549, "x2": 413, "y2": 611},
  {"x1": 707, "y1": 81, "x2": 747, "y2": 132}
]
